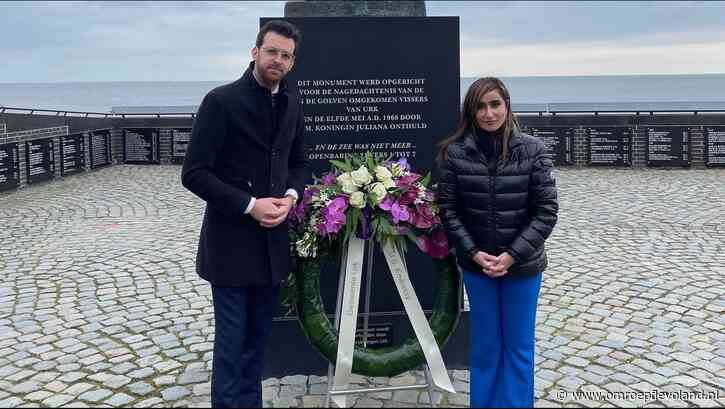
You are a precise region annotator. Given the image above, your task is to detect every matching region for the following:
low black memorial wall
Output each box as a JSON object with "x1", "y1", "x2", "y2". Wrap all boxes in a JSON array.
[
  {"x1": 645, "y1": 126, "x2": 691, "y2": 167},
  {"x1": 123, "y1": 128, "x2": 160, "y2": 164},
  {"x1": 521, "y1": 126, "x2": 574, "y2": 166},
  {"x1": 60, "y1": 133, "x2": 86, "y2": 176},
  {"x1": 586, "y1": 126, "x2": 633, "y2": 166},
  {"x1": 25, "y1": 138, "x2": 55, "y2": 184},
  {"x1": 0, "y1": 143, "x2": 20, "y2": 192},
  {"x1": 89, "y1": 129, "x2": 113, "y2": 169},
  {"x1": 171, "y1": 128, "x2": 192, "y2": 164},
  {"x1": 705, "y1": 126, "x2": 725, "y2": 167}
]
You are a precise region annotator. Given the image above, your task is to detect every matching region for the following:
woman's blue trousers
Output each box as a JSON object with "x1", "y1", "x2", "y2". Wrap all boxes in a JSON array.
[{"x1": 463, "y1": 270, "x2": 542, "y2": 408}]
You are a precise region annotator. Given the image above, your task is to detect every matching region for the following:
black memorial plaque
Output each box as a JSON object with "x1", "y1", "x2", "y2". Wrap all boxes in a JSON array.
[
  {"x1": 89, "y1": 129, "x2": 112, "y2": 169},
  {"x1": 354, "y1": 323, "x2": 393, "y2": 349},
  {"x1": 264, "y1": 17, "x2": 460, "y2": 176},
  {"x1": 123, "y1": 128, "x2": 159, "y2": 164},
  {"x1": 262, "y1": 16, "x2": 460, "y2": 317},
  {"x1": 705, "y1": 126, "x2": 725, "y2": 167},
  {"x1": 0, "y1": 143, "x2": 20, "y2": 192},
  {"x1": 587, "y1": 127, "x2": 632, "y2": 166},
  {"x1": 646, "y1": 127, "x2": 691, "y2": 167},
  {"x1": 26, "y1": 138, "x2": 55, "y2": 184},
  {"x1": 526, "y1": 127, "x2": 573, "y2": 166},
  {"x1": 171, "y1": 128, "x2": 192, "y2": 164},
  {"x1": 60, "y1": 133, "x2": 86, "y2": 176}
]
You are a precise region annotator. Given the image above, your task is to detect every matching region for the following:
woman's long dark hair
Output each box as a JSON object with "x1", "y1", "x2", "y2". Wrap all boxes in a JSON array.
[{"x1": 437, "y1": 77, "x2": 518, "y2": 163}]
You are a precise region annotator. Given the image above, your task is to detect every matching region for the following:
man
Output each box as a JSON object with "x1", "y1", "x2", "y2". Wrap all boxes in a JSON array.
[{"x1": 181, "y1": 20, "x2": 309, "y2": 408}]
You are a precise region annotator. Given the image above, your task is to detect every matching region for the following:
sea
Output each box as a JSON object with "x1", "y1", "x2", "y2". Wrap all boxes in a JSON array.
[{"x1": 1, "y1": 74, "x2": 724, "y2": 114}]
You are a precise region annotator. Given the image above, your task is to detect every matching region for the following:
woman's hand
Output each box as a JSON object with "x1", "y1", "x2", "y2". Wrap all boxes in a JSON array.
[
  {"x1": 485, "y1": 252, "x2": 514, "y2": 277},
  {"x1": 472, "y1": 251, "x2": 497, "y2": 272}
]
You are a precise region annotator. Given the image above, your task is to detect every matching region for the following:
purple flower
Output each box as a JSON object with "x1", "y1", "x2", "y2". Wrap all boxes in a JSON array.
[
  {"x1": 396, "y1": 158, "x2": 410, "y2": 171},
  {"x1": 288, "y1": 203, "x2": 307, "y2": 226},
  {"x1": 396, "y1": 173, "x2": 421, "y2": 188},
  {"x1": 358, "y1": 207, "x2": 373, "y2": 240},
  {"x1": 318, "y1": 196, "x2": 348, "y2": 235},
  {"x1": 415, "y1": 230, "x2": 449, "y2": 259},
  {"x1": 379, "y1": 196, "x2": 395, "y2": 211},
  {"x1": 322, "y1": 172, "x2": 337, "y2": 186},
  {"x1": 398, "y1": 188, "x2": 419, "y2": 205},
  {"x1": 410, "y1": 203, "x2": 435, "y2": 229},
  {"x1": 390, "y1": 202, "x2": 410, "y2": 224},
  {"x1": 328, "y1": 196, "x2": 348, "y2": 213},
  {"x1": 429, "y1": 229, "x2": 449, "y2": 258},
  {"x1": 303, "y1": 187, "x2": 318, "y2": 205}
]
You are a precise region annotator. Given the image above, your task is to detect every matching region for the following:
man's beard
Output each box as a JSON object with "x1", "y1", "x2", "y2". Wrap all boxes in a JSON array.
[{"x1": 260, "y1": 63, "x2": 285, "y2": 84}]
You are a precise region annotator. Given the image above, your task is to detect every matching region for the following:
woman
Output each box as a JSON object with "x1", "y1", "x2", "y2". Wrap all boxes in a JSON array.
[{"x1": 437, "y1": 77, "x2": 558, "y2": 407}]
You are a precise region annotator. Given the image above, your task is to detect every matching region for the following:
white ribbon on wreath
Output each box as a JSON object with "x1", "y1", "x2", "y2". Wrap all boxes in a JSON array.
[{"x1": 331, "y1": 237, "x2": 455, "y2": 408}]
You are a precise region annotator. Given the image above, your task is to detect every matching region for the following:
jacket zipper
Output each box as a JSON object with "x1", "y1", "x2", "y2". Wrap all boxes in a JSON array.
[{"x1": 490, "y1": 170, "x2": 496, "y2": 253}]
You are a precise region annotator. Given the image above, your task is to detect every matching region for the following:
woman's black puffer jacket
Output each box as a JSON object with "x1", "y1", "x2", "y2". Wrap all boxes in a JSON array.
[{"x1": 437, "y1": 128, "x2": 559, "y2": 277}]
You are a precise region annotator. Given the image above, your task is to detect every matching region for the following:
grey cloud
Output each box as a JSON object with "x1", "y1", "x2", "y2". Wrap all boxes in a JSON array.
[
  {"x1": 1, "y1": 1, "x2": 723, "y2": 82},
  {"x1": 428, "y1": 1, "x2": 725, "y2": 46}
]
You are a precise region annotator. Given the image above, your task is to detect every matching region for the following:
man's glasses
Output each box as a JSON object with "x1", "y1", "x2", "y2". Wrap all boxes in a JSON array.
[{"x1": 260, "y1": 47, "x2": 295, "y2": 62}]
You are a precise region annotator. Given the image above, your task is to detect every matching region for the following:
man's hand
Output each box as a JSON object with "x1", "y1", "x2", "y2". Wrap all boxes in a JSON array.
[{"x1": 250, "y1": 196, "x2": 295, "y2": 228}]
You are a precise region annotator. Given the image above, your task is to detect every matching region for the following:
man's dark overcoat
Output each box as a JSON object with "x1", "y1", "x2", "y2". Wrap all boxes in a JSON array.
[{"x1": 182, "y1": 62, "x2": 309, "y2": 286}]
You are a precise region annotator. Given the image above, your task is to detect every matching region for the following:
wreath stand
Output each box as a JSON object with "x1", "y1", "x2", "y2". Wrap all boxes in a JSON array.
[{"x1": 323, "y1": 239, "x2": 440, "y2": 408}]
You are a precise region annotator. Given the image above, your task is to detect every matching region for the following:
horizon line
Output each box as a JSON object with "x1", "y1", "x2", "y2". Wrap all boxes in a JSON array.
[{"x1": 2, "y1": 72, "x2": 725, "y2": 85}]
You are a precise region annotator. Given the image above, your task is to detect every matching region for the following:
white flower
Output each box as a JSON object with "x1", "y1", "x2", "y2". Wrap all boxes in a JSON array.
[
  {"x1": 296, "y1": 231, "x2": 318, "y2": 258},
  {"x1": 336, "y1": 172, "x2": 358, "y2": 194},
  {"x1": 349, "y1": 191, "x2": 366, "y2": 208},
  {"x1": 382, "y1": 178, "x2": 396, "y2": 189},
  {"x1": 350, "y1": 166, "x2": 373, "y2": 187},
  {"x1": 368, "y1": 182, "x2": 388, "y2": 205},
  {"x1": 375, "y1": 166, "x2": 393, "y2": 182}
]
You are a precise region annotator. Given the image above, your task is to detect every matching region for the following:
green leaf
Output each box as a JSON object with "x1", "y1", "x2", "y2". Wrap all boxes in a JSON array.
[
  {"x1": 396, "y1": 236, "x2": 408, "y2": 253},
  {"x1": 331, "y1": 160, "x2": 353, "y2": 172},
  {"x1": 366, "y1": 152, "x2": 376, "y2": 171},
  {"x1": 420, "y1": 172, "x2": 431, "y2": 187},
  {"x1": 349, "y1": 208, "x2": 360, "y2": 239}
]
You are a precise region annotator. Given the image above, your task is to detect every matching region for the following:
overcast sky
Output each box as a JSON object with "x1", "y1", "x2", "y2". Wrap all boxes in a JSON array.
[{"x1": 1, "y1": 1, "x2": 724, "y2": 82}]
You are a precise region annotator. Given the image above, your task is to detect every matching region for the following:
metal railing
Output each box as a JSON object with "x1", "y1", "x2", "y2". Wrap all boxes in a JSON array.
[{"x1": 0, "y1": 105, "x2": 195, "y2": 118}]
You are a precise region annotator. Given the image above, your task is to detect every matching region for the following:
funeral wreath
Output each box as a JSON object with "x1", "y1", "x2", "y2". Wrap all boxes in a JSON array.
[{"x1": 287, "y1": 153, "x2": 462, "y2": 377}]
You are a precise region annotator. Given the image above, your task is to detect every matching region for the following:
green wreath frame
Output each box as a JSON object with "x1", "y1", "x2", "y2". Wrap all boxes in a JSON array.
[{"x1": 293, "y1": 247, "x2": 462, "y2": 377}]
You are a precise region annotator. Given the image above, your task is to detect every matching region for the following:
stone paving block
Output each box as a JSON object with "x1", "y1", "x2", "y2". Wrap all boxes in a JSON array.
[
  {"x1": 41, "y1": 394, "x2": 74, "y2": 407},
  {"x1": 178, "y1": 370, "x2": 210, "y2": 385},
  {"x1": 0, "y1": 397, "x2": 23, "y2": 408},
  {"x1": 78, "y1": 388, "x2": 113, "y2": 403},
  {"x1": 162, "y1": 386, "x2": 191, "y2": 401},
  {"x1": 11, "y1": 381, "x2": 41, "y2": 394},
  {"x1": 104, "y1": 393, "x2": 135, "y2": 407},
  {"x1": 136, "y1": 398, "x2": 164, "y2": 408}
]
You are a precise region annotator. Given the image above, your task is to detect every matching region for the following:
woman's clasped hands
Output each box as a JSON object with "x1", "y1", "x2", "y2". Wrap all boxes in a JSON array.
[{"x1": 472, "y1": 251, "x2": 514, "y2": 277}]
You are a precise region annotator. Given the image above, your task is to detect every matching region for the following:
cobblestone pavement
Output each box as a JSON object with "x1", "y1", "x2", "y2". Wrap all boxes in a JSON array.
[{"x1": 0, "y1": 165, "x2": 724, "y2": 408}]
